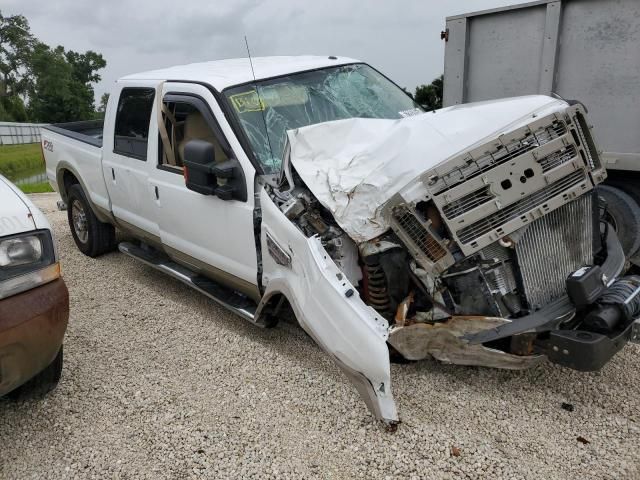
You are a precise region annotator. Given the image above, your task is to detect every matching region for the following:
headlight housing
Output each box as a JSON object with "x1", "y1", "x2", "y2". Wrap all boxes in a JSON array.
[
  {"x1": 0, "y1": 230, "x2": 59, "y2": 300},
  {"x1": 0, "y1": 235, "x2": 44, "y2": 268}
]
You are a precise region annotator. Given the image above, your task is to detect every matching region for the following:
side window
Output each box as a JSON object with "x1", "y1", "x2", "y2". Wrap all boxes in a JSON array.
[
  {"x1": 158, "y1": 99, "x2": 228, "y2": 172},
  {"x1": 114, "y1": 88, "x2": 155, "y2": 160}
]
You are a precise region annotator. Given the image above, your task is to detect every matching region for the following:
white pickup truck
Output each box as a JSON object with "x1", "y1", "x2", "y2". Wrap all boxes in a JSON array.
[{"x1": 42, "y1": 56, "x2": 640, "y2": 424}]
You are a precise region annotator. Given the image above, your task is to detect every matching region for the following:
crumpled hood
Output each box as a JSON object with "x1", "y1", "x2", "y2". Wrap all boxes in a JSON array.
[
  {"x1": 287, "y1": 95, "x2": 570, "y2": 243},
  {"x1": 0, "y1": 175, "x2": 38, "y2": 236}
]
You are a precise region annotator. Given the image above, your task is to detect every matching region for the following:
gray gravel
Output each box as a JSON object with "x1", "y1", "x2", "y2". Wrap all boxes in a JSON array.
[{"x1": 1, "y1": 193, "x2": 639, "y2": 479}]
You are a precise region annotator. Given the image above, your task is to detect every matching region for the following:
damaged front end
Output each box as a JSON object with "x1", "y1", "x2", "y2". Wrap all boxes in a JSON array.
[
  {"x1": 260, "y1": 97, "x2": 638, "y2": 423},
  {"x1": 379, "y1": 103, "x2": 637, "y2": 372}
]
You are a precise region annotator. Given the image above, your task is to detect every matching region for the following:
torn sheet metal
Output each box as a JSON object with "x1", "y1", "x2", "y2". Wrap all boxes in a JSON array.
[
  {"x1": 388, "y1": 317, "x2": 546, "y2": 369},
  {"x1": 287, "y1": 95, "x2": 569, "y2": 243}
]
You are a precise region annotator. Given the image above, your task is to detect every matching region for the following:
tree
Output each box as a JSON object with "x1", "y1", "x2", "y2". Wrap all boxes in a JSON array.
[
  {"x1": 1, "y1": 94, "x2": 27, "y2": 121},
  {"x1": 415, "y1": 74, "x2": 443, "y2": 111},
  {"x1": 65, "y1": 50, "x2": 106, "y2": 117},
  {"x1": 97, "y1": 92, "x2": 109, "y2": 114},
  {"x1": 27, "y1": 43, "x2": 106, "y2": 122},
  {"x1": 0, "y1": 12, "x2": 35, "y2": 121},
  {"x1": 27, "y1": 43, "x2": 75, "y2": 122},
  {"x1": 0, "y1": 12, "x2": 35, "y2": 97}
]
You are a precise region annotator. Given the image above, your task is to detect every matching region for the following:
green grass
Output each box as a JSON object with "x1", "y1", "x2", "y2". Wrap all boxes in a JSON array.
[
  {"x1": 19, "y1": 181, "x2": 53, "y2": 194},
  {"x1": 0, "y1": 143, "x2": 53, "y2": 193},
  {"x1": 0, "y1": 143, "x2": 43, "y2": 179}
]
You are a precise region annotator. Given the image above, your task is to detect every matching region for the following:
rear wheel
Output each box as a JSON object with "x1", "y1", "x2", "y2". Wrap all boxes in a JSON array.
[
  {"x1": 67, "y1": 184, "x2": 116, "y2": 257},
  {"x1": 599, "y1": 185, "x2": 640, "y2": 259},
  {"x1": 7, "y1": 347, "x2": 63, "y2": 399}
]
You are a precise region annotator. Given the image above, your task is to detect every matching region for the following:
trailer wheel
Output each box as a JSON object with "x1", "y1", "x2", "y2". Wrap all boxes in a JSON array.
[
  {"x1": 598, "y1": 185, "x2": 640, "y2": 258},
  {"x1": 67, "y1": 184, "x2": 116, "y2": 257}
]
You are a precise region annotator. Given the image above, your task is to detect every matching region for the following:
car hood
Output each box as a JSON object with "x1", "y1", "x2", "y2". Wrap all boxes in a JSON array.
[
  {"x1": 286, "y1": 95, "x2": 570, "y2": 243},
  {"x1": 0, "y1": 175, "x2": 38, "y2": 236}
]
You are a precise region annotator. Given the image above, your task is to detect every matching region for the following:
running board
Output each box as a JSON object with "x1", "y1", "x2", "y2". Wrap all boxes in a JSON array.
[{"x1": 118, "y1": 242, "x2": 257, "y2": 322}]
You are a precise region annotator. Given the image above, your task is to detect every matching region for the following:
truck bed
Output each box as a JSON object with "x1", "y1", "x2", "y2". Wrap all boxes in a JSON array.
[
  {"x1": 43, "y1": 120, "x2": 104, "y2": 148},
  {"x1": 42, "y1": 120, "x2": 111, "y2": 217}
]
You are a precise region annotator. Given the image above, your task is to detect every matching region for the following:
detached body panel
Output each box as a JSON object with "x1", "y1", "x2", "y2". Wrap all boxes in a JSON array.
[{"x1": 259, "y1": 188, "x2": 397, "y2": 422}]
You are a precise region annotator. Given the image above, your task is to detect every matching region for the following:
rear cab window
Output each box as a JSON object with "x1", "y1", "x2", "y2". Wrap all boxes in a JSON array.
[{"x1": 114, "y1": 88, "x2": 155, "y2": 160}]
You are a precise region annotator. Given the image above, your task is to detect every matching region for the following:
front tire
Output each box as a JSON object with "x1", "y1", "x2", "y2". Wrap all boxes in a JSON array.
[
  {"x1": 67, "y1": 184, "x2": 116, "y2": 257},
  {"x1": 7, "y1": 347, "x2": 63, "y2": 399},
  {"x1": 599, "y1": 185, "x2": 640, "y2": 259}
]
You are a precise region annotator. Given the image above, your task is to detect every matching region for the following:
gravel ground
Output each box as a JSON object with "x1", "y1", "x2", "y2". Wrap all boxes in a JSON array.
[{"x1": 1, "y1": 193, "x2": 639, "y2": 479}]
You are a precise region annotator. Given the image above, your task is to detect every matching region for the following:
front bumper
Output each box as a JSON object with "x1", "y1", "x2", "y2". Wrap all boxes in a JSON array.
[
  {"x1": 540, "y1": 323, "x2": 634, "y2": 371},
  {"x1": 0, "y1": 278, "x2": 69, "y2": 396},
  {"x1": 452, "y1": 225, "x2": 634, "y2": 372}
]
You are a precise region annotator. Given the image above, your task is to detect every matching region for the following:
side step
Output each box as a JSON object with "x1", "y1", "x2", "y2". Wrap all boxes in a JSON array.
[{"x1": 118, "y1": 242, "x2": 257, "y2": 322}]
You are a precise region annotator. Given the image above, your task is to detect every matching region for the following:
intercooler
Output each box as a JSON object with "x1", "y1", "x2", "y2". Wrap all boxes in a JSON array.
[{"x1": 514, "y1": 194, "x2": 594, "y2": 310}]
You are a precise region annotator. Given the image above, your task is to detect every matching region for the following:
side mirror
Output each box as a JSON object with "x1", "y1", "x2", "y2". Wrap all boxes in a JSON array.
[
  {"x1": 182, "y1": 139, "x2": 247, "y2": 202},
  {"x1": 183, "y1": 139, "x2": 216, "y2": 195}
]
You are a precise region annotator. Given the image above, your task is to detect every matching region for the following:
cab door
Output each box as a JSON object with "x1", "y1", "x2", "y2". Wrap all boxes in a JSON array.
[
  {"x1": 149, "y1": 82, "x2": 260, "y2": 300},
  {"x1": 102, "y1": 84, "x2": 160, "y2": 242}
]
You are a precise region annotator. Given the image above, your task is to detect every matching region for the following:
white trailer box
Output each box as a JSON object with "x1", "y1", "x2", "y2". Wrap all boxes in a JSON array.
[{"x1": 443, "y1": 0, "x2": 640, "y2": 172}]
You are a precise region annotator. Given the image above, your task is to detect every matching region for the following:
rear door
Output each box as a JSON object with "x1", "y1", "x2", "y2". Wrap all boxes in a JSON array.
[
  {"x1": 102, "y1": 84, "x2": 160, "y2": 242},
  {"x1": 148, "y1": 82, "x2": 260, "y2": 299}
]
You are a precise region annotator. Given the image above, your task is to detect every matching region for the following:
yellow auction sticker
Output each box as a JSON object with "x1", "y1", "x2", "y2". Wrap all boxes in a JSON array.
[{"x1": 229, "y1": 90, "x2": 265, "y2": 113}]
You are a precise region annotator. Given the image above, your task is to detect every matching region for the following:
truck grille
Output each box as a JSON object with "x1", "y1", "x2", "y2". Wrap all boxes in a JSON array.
[
  {"x1": 393, "y1": 208, "x2": 448, "y2": 262},
  {"x1": 442, "y1": 186, "x2": 494, "y2": 219},
  {"x1": 574, "y1": 112, "x2": 601, "y2": 170},
  {"x1": 456, "y1": 170, "x2": 587, "y2": 244},
  {"x1": 515, "y1": 195, "x2": 594, "y2": 309},
  {"x1": 538, "y1": 145, "x2": 577, "y2": 172},
  {"x1": 430, "y1": 120, "x2": 567, "y2": 195}
]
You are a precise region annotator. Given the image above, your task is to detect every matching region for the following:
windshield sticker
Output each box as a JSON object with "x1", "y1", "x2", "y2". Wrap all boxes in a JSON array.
[
  {"x1": 230, "y1": 90, "x2": 265, "y2": 113},
  {"x1": 398, "y1": 108, "x2": 423, "y2": 118},
  {"x1": 230, "y1": 85, "x2": 310, "y2": 113}
]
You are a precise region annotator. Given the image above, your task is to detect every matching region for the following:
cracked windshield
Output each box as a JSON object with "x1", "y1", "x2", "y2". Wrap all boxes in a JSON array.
[{"x1": 224, "y1": 63, "x2": 422, "y2": 173}]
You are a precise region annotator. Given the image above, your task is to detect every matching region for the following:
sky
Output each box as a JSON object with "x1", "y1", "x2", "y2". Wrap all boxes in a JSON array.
[{"x1": 4, "y1": 0, "x2": 528, "y2": 102}]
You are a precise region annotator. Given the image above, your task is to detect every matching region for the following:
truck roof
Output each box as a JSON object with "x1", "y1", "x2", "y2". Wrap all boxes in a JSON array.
[{"x1": 119, "y1": 55, "x2": 359, "y2": 91}]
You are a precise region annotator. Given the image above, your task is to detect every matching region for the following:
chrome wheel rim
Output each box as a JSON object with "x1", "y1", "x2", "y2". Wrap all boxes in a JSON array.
[{"x1": 71, "y1": 200, "x2": 88, "y2": 243}]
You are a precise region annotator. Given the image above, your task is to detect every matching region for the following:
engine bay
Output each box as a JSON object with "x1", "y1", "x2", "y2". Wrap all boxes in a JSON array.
[{"x1": 266, "y1": 103, "x2": 639, "y2": 369}]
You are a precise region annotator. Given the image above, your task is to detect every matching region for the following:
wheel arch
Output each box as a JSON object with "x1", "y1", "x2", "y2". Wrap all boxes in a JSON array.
[
  {"x1": 56, "y1": 163, "x2": 112, "y2": 224},
  {"x1": 254, "y1": 289, "x2": 291, "y2": 328}
]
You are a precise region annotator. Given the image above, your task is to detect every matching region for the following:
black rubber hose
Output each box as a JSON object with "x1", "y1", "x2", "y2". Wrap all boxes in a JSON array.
[{"x1": 598, "y1": 275, "x2": 640, "y2": 321}]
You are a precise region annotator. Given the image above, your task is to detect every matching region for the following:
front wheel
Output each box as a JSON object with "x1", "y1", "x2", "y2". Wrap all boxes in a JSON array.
[
  {"x1": 599, "y1": 185, "x2": 640, "y2": 259},
  {"x1": 67, "y1": 184, "x2": 116, "y2": 257}
]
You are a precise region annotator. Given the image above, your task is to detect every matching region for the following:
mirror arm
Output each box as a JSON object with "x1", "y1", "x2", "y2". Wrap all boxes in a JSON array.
[{"x1": 212, "y1": 160, "x2": 236, "y2": 179}]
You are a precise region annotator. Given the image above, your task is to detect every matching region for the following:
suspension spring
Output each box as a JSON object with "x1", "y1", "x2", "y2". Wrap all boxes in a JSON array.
[{"x1": 363, "y1": 261, "x2": 391, "y2": 315}]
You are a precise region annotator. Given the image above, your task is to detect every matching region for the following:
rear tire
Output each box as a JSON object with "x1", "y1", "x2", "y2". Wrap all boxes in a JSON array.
[
  {"x1": 598, "y1": 185, "x2": 640, "y2": 259},
  {"x1": 7, "y1": 347, "x2": 63, "y2": 399},
  {"x1": 67, "y1": 184, "x2": 116, "y2": 257}
]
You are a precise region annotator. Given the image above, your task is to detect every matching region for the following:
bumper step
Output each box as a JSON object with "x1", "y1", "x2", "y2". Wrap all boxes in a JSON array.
[{"x1": 118, "y1": 242, "x2": 257, "y2": 322}]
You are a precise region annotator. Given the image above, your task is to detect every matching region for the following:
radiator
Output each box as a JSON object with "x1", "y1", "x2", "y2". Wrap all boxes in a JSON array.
[{"x1": 515, "y1": 195, "x2": 594, "y2": 310}]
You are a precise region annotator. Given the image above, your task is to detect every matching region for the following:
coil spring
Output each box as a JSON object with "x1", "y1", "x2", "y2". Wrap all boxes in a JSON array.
[{"x1": 364, "y1": 262, "x2": 391, "y2": 315}]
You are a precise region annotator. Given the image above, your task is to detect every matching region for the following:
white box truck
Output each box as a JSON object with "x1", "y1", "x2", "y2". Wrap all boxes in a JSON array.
[{"x1": 443, "y1": 0, "x2": 640, "y2": 262}]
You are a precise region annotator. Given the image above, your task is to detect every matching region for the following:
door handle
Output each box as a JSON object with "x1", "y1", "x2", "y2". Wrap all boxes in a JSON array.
[
  {"x1": 154, "y1": 186, "x2": 159, "y2": 199},
  {"x1": 111, "y1": 168, "x2": 115, "y2": 181}
]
